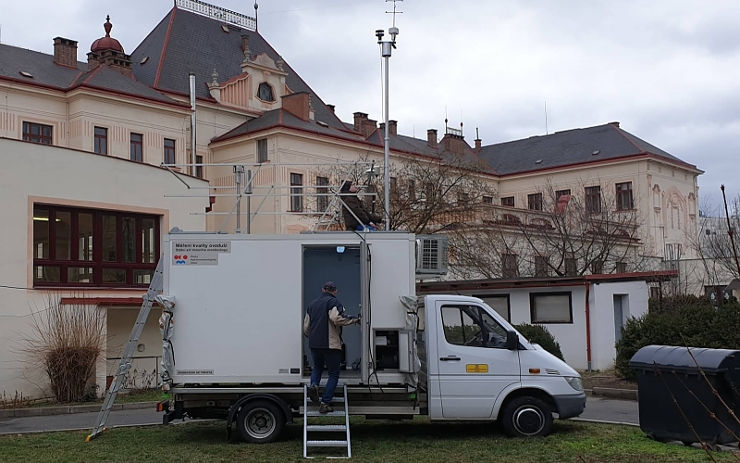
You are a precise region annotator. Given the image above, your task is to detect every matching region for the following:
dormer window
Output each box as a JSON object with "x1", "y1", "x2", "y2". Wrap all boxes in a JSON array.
[{"x1": 258, "y1": 82, "x2": 275, "y2": 102}]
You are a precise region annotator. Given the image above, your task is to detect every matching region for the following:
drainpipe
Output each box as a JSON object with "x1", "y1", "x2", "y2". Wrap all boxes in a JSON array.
[
  {"x1": 189, "y1": 73, "x2": 197, "y2": 177},
  {"x1": 585, "y1": 282, "x2": 592, "y2": 372}
]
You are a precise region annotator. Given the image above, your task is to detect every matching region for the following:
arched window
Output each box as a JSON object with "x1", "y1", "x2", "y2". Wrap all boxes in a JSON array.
[{"x1": 258, "y1": 82, "x2": 275, "y2": 102}]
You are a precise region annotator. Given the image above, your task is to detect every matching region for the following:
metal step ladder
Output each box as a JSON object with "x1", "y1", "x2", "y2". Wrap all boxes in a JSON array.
[
  {"x1": 86, "y1": 259, "x2": 165, "y2": 442},
  {"x1": 303, "y1": 384, "x2": 352, "y2": 459}
]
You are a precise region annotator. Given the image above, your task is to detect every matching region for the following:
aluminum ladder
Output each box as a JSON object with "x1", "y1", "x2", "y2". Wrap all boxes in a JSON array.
[
  {"x1": 86, "y1": 258, "x2": 165, "y2": 442},
  {"x1": 303, "y1": 384, "x2": 352, "y2": 459}
]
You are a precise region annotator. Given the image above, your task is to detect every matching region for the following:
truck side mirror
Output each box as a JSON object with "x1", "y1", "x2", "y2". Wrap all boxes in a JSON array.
[{"x1": 505, "y1": 330, "x2": 519, "y2": 350}]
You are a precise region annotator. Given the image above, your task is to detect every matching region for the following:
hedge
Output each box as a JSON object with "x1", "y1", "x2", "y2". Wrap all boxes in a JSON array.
[{"x1": 615, "y1": 296, "x2": 740, "y2": 379}]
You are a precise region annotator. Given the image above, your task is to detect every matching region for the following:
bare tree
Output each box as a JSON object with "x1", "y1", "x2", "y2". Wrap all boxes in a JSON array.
[
  {"x1": 319, "y1": 154, "x2": 496, "y2": 234},
  {"x1": 693, "y1": 194, "x2": 740, "y2": 281},
  {"x1": 450, "y1": 182, "x2": 647, "y2": 279}
]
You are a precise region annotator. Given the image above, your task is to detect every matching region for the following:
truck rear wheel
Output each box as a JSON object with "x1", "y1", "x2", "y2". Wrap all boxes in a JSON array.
[
  {"x1": 236, "y1": 400, "x2": 285, "y2": 443},
  {"x1": 500, "y1": 396, "x2": 553, "y2": 437}
]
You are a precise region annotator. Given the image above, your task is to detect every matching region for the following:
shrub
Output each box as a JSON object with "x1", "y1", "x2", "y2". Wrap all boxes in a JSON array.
[
  {"x1": 25, "y1": 296, "x2": 105, "y2": 403},
  {"x1": 615, "y1": 296, "x2": 740, "y2": 380},
  {"x1": 514, "y1": 323, "x2": 564, "y2": 360}
]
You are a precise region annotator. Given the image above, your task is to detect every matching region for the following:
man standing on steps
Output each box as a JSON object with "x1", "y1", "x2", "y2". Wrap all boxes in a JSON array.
[{"x1": 303, "y1": 281, "x2": 361, "y2": 413}]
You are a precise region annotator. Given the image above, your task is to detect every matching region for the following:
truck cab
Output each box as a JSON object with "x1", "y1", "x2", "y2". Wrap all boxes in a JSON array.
[{"x1": 422, "y1": 295, "x2": 586, "y2": 436}]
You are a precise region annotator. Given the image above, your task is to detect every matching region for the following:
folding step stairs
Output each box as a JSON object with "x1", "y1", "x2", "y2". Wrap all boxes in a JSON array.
[{"x1": 303, "y1": 384, "x2": 351, "y2": 459}]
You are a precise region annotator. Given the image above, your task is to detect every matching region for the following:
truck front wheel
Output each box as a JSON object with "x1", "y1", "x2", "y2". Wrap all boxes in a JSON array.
[
  {"x1": 500, "y1": 396, "x2": 553, "y2": 437},
  {"x1": 236, "y1": 400, "x2": 285, "y2": 443}
]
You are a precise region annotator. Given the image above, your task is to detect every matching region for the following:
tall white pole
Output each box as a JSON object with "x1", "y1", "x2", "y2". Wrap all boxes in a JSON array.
[
  {"x1": 189, "y1": 73, "x2": 197, "y2": 177},
  {"x1": 383, "y1": 54, "x2": 390, "y2": 231}
]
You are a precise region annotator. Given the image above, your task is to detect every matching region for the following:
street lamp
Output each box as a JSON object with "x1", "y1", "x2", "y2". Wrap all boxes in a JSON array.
[{"x1": 376, "y1": 26, "x2": 398, "y2": 231}]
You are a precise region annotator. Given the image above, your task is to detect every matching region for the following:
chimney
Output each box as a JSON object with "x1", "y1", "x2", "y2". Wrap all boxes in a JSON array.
[
  {"x1": 326, "y1": 104, "x2": 335, "y2": 114},
  {"x1": 441, "y1": 132, "x2": 468, "y2": 155},
  {"x1": 53, "y1": 37, "x2": 78, "y2": 68},
  {"x1": 388, "y1": 120, "x2": 397, "y2": 136},
  {"x1": 474, "y1": 138, "x2": 481, "y2": 151},
  {"x1": 427, "y1": 129, "x2": 438, "y2": 147},
  {"x1": 282, "y1": 92, "x2": 311, "y2": 121},
  {"x1": 353, "y1": 112, "x2": 368, "y2": 132}
]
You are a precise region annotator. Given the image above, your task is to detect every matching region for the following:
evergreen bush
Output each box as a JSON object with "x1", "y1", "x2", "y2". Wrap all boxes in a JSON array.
[
  {"x1": 615, "y1": 296, "x2": 740, "y2": 379},
  {"x1": 514, "y1": 323, "x2": 564, "y2": 360}
]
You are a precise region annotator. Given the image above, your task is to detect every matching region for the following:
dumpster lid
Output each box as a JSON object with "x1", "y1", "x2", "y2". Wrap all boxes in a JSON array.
[{"x1": 629, "y1": 345, "x2": 740, "y2": 373}]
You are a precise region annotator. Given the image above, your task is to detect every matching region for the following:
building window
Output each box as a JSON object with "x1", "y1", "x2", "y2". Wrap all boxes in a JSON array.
[
  {"x1": 478, "y1": 295, "x2": 511, "y2": 321},
  {"x1": 164, "y1": 138, "x2": 175, "y2": 165},
  {"x1": 407, "y1": 180, "x2": 416, "y2": 202},
  {"x1": 32, "y1": 204, "x2": 159, "y2": 287},
  {"x1": 390, "y1": 177, "x2": 399, "y2": 201},
  {"x1": 195, "y1": 155, "x2": 204, "y2": 178},
  {"x1": 440, "y1": 305, "x2": 510, "y2": 348},
  {"x1": 501, "y1": 253, "x2": 518, "y2": 278},
  {"x1": 585, "y1": 186, "x2": 601, "y2": 213},
  {"x1": 257, "y1": 82, "x2": 275, "y2": 102},
  {"x1": 530, "y1": 292, "x2": 573, "y2": 324},
  {"x1": 94, "y1": 126, "x2": 108, "y2": 155},
  {"x1": 534, "y1": 255, "x2": 550, "y2": 277},
  {"x1": 130, "y1": 133, "x2": 143, "y2": 162},
  {"x1": 500, "y1": 196, "x2": 514, "y2": 207},
  {"x1": 565, "y1": 257, "x2": 577, "y2": 276},
  {"x1": 616, "y1": 182, "x2": 634, "y2": 210},
  {"x1": 257, "y1": 138, "x2": 268, "y2": 163},
  {"x1": 290, "y1": 173, "x2": 303, "y2": 212},
  {"x1": 316, "y1": 176, "x2": 329, "y2": 212},
  {"x1": 615, "y1": 261, "x2": 627, "y2": 273},
  {"x1": 23, "y1": 121, "x2": 53, "y2": 145},
  {"x1": 591, "y1": 260, "x2": 604, "y2": 274},
  {"x1": 482, "y1": 195, "x2": 493, "y2": 205},
  {"x1": 528, "y1": 193, "x2": 543, "y2": 211},
  {"x1": 555, "y1": 189, "x2": 571, "y2": 200}
]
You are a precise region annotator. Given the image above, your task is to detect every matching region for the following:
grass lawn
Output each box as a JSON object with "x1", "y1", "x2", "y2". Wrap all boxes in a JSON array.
[{"x1": 1, "y1": 418, "x2": 735, "y2": 463}]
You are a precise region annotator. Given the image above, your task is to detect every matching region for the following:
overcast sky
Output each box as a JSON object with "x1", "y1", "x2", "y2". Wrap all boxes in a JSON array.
[{"x1": 3, "y1": 0, "x2": 739, "y2": 210}]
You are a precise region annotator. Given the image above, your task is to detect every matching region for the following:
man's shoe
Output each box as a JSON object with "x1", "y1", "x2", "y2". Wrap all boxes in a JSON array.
[
  {"x1": 319, "y1": 402, "x2": 333, "y2": 414},
  {"x1": 307, "y1": 385, "x2": 320, "y2": 405}
]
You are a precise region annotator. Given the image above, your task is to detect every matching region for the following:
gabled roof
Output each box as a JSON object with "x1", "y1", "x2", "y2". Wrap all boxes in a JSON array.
[
  {"x1": 0, "y1": 43, "x2": 181, "y2": 106},
  {"x1": 478, "y1": 122, "x2": 700, "y2": 175},
  {"x1": 212, "y1": 108, "x2": 367, "y2": 144},
  {"x1": 131, "y1": 6, "x2": 346, "y2": 131}
]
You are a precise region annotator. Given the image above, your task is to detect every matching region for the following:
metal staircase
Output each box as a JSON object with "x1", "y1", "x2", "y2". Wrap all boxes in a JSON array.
[{"x1": 303, "y1": 384, "x2": 352, "y2": 459}]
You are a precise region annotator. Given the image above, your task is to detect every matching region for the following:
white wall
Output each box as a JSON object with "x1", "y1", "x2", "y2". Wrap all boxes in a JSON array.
[
  {"x1": 467, "y1": 280, "x2": 648, "y2": 371},
  {"x1": 0, "y1": 138, "x2": 207, "y2": 398}
]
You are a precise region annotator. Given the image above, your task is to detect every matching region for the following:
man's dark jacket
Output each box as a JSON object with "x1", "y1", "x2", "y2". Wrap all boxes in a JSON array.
[{"x1": 304, "y1": 291, "x2": 358, "y2": 350}]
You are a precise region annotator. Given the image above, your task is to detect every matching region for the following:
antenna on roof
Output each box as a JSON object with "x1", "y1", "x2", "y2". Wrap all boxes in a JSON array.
[
  {"x1": 544, "y1": 99, "x2": 549, "y2": 135},
  {"x1": 254, "y1": 1, "x2": 258, "y2": 31},
  {"x1": 385, "y1": 0, "x2": 404, "y2": 28}
]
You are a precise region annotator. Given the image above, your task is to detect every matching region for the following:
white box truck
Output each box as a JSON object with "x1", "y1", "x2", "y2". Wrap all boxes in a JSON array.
[{"x1": 158, "y1": 231, "x2": 586, "y2": 443}]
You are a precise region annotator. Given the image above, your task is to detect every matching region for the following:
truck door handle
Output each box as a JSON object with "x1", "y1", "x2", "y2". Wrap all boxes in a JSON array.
[{"x1": 439, "y1": 356, "x2": 461, "y2": 361}]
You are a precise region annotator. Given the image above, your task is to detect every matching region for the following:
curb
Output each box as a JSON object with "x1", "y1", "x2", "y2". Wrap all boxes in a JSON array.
[
  {"x1": 586, "y1": 387, "x2": 638, "y2": 401},
  {"x1": 0, "y1": 401, "x2": 157, "y2": 419}
]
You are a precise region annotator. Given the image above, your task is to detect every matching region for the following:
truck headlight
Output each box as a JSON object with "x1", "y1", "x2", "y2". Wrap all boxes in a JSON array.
[{"x1": 565, "y1": 376, "x2": 583, "y2": 392}]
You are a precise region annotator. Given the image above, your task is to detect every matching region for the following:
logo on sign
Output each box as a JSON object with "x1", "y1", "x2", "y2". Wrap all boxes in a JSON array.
[{"x1": 173, "y1": 254, "x2": 189, "y2": 265}]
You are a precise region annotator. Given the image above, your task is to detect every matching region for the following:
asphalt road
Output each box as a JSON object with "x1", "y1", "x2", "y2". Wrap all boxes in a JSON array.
[{"x1": 0, "y1": 396, "x2": 639, "y2": 436}]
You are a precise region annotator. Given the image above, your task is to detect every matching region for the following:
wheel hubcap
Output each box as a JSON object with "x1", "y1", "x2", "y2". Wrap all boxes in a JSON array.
[
  {"x1": 513, "y1": 406, "x2": 545, "y2": 436},
  {"x1": 245, "y1": 408, "x2": 276, "y2": 439}
]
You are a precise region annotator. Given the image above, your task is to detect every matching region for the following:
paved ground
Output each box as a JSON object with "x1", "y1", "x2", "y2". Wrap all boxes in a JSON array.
[{"x1": 0, "y1": 396, "x2": 639, "y2": 435}]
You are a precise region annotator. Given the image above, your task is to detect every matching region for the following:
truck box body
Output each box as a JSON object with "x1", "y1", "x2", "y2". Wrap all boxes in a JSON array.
[
  {"x1": 159, "y1": 231, "x2": 586, "y2": 441},
  {"x1": 164, "y1": 232, "x2": 417, "y2": 386}
]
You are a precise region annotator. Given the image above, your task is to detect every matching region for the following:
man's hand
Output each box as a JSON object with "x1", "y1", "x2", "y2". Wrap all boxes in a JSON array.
[{"x1": 355, "y1": 313, "x2": 362, "y2": 324}]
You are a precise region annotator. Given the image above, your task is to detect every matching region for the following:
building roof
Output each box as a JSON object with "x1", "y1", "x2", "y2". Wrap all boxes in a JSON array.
[
  {"x1": 0, "y1": 43, "x2": 181, "y2": 106},
  {"x1": 417, "y1": 270, "x2": 679, "y2": 293},
  {"x1": 478, "y1": 122, "x2": 701, "y2": 175},
  {"x1": 130, "y1": 6, "x2": 347, "y2": 131}
]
